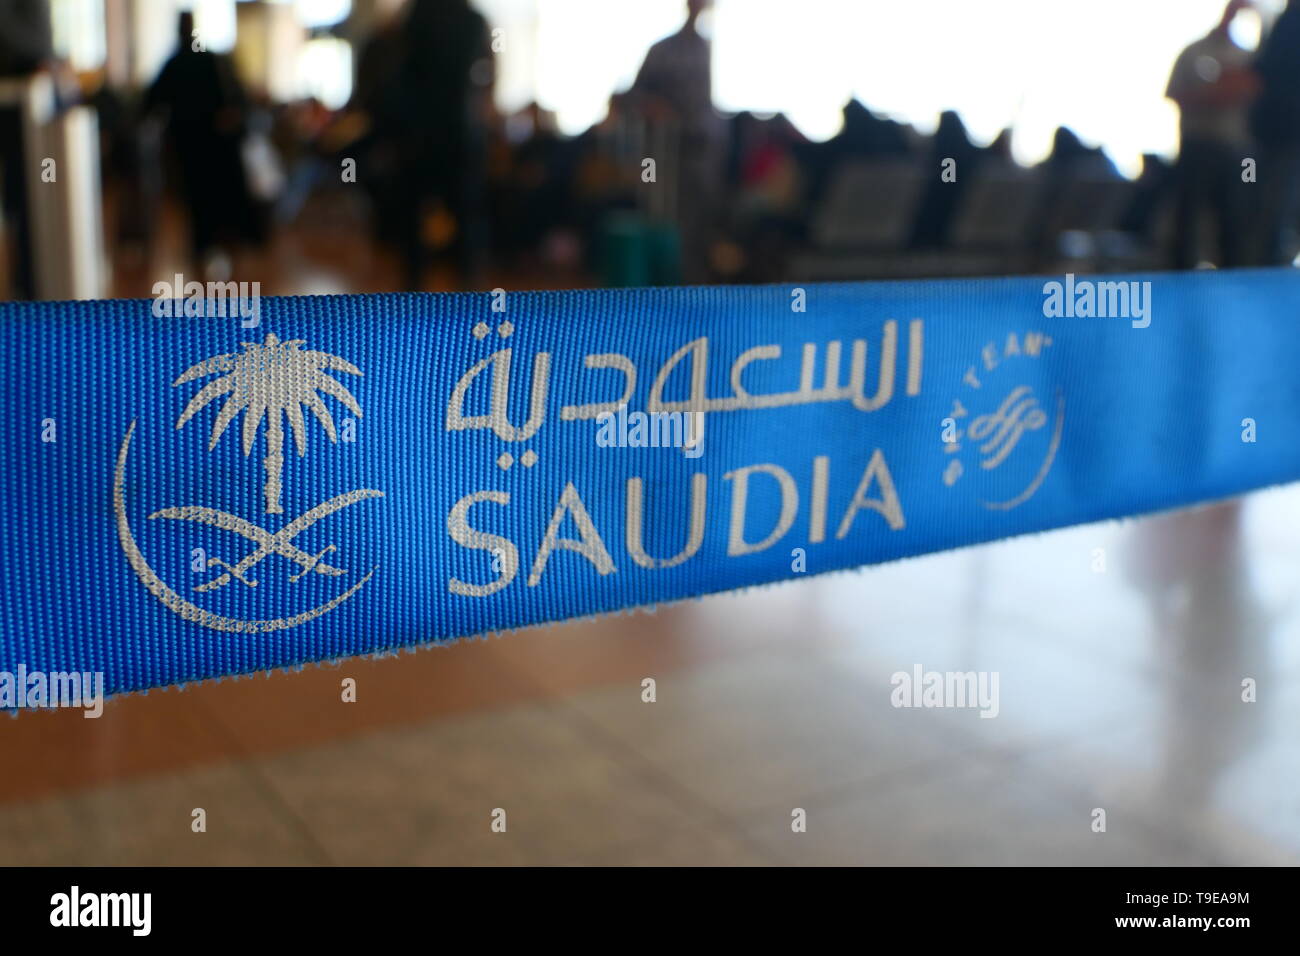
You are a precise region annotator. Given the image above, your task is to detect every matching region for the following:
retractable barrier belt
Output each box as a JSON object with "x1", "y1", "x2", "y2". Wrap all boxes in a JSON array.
[{"x1": 2, "y1": 270, "x2": 1298, "y2": 697}]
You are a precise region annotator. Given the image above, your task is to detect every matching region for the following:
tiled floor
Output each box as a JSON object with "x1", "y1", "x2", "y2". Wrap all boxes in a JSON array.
[{"x1": 2, "y1": 489, "x2": 1297, "y2": 866}]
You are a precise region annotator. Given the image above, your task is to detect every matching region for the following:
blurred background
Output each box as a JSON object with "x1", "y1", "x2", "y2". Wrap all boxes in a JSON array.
[
  {"x1": 2, "y1": 0, "x2": 1299, "y2": 302},
  {"x1": 2, "y1": 0, "x2": 1299, "y2": 866}
]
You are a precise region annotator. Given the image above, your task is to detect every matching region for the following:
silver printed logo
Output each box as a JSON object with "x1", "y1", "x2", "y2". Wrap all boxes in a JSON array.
[
  {"x1": 114, "y1": 334, "x2": 383, "y2": 632},
  {"x1": 940, "y1": 331, "x2": 1063, "y2": 511}
]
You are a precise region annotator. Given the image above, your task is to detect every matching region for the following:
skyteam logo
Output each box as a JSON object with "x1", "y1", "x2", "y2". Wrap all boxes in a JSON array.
[
  {"x1": 940, "y1": 330, "x2": 1064, "y2": 511},
  {"x1": 113, "y1": 334, "x2": 384, "y2": 632}
]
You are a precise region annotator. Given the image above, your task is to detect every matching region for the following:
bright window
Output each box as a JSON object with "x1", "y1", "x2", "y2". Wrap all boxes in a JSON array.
[
  {"x1": 296, "y1": 36, "x2": 353, "y2": 109},
  {"x1": 296, "y1": 0, "x2": 352, "y2": 29},
  {"x1": 51, "y1": 0, "x2": 107, "y2": 70},
  {"x1": 192, "y1": 0, "x2": 237, "y2": 54},
  {"x1": 482, "y1": 0, "x2": 1287, "y2": 176}
]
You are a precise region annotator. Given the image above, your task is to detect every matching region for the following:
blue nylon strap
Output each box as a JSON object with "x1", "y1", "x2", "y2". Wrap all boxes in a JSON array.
[{"x1": 2, "y1": 269, "x2": 1298, "y2": 695}]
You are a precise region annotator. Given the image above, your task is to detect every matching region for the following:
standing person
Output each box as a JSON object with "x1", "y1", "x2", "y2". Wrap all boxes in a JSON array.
[
  {"x1": 347, "y1": 9, "x2": 406, "y2": 247},
  {"x1": 630, "y1": 0, "x2": 724, "y2": 284},
  {"x1": 144, "y1": 12, "x2": 258, "y2": 277},
  {"x1": 0, "y1": 0, "x2": 52, "y2": 300},
  {"x1": 1249, "y1": 0, "x2": 1300, "y2": 265},
  {"x1": 1165, "y1": 0, "x2": 1259, "y2": 268},
  {"x1": 382, "y1": 0, "x2": 494, "y2": 290},
  {"x1": 909, "y1": 110, "x2": 981, "y2": 249}
]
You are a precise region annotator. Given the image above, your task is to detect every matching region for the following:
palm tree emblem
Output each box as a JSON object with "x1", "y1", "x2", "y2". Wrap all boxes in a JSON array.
[{"x1": 173, "y1": 334, "x2": 363, "y2": 514}]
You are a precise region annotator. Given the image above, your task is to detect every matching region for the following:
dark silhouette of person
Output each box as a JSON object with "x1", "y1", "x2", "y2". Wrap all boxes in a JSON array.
[
  {"x1": 0, "y1": 0, "x2": 52, "y2": 299},
  {"x1": 144, "y1": 12, "x2": 257, "y2": 274},
  {"x1": 1042, "y1": 126, "x2": 1121, "y2": 180},
  {"x1": 790, "y1": 97, "x2": 915, "y2": 210},
  {"x1": 1026, "y1": 127, "x2": 1122, "y2": 263},
  {"x1": 983, "y1": 128, "x2": 1015, "y2": 163},
  {"x1": 499, "y1": 104, "x2": 579, "y2": 262},
  {"x1": 1165, "y1": 0, "x2": 1258, "y2": 269},
  {"x1": 629, "y1": 0, "x2": 725, "y2": 284},
  {"x1": 909, "y1": 110, "x2": 981, "y2": 248},
  {"x1": 344, "y1": 10, "x2": 406, "y2": 246},
  {"x1": 798, "y1": 99, "x2": 913, "y2": 207},
  {"x1": 1120, "y1": 152, "x2": 1175, "y2": 241},
  {"x1": 1249, "y1": 0, "x2": 1300, "y2": 264},
  {"x1": 835, "y1": 98, "x2": 912, "y2": 158},
  {"x1": 378, "y1": 0, "x2": 494, "y2": 289}
]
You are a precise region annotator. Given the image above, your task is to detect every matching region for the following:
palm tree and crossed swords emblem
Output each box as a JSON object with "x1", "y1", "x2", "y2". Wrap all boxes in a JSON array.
[
  {"x1": 162, "y1": 333, "x2": 382, "y2": 591},
  {"x1": 114, "y1": 334, "x2": 383, "y2": 630}
]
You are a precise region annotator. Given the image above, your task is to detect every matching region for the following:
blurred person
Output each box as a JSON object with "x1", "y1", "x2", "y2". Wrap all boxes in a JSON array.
[
  {"x1": 352, "y1": 10, "x2": 405, "y2": 119},
  {"x1": 272, "y1": 97, "x2": 335, "y2": 225},
  {"x1": 718, "y1": 111, "x2": 806, "y2": 283},
  {"x1": 1120, "y1": 152, "x2": 1176, "y2": 241},
  {"x1": 1165, "y1": 0, "x2": 1259, "y2": 269},
  {"x1": 909, "y1": 110, "x2": 981, "y2": 248},
  {"x1": 497, "y1": 104, "x2": 583, "y2": 265},
  {"x1": 144, "y1": 12, "x2": 259, "y2": 276},
  {"x1": 730, "y1": 112, "x2": 805, "y2": 213},
  {"x1": 833, "y1": 99, "x2": 912, "y2": 158},
  {"x1": 347, "y1": 2, "x2": 406, "y2": 243},
  {"x1": 629, "y1": 0, "x2": 724, "y2": 283},
  {"x1": 1249, "y1": 0, "x2": 1300, "y2": 264},
  {"x1": 0, "y1": 0, "x2": 52, "y2": 299},
  {"x1": 1042, "y1": 126, "x2": 1121, "y2": 181},
  {"x1": 380, "y1": 0, "x2": 494, "y2": 289},
  {"x1": 796, "y1": 99, "x2": 914, "y2": 210},
  {"x1": 1023, "y1": 128, "x2": 1123, "y2": 267},
  {"x1": 984, "y1": 128, "x2": 1015, "y2": 163},
  {"x1": 569, "y1": 93, "x2": 642, "y2": 271}
]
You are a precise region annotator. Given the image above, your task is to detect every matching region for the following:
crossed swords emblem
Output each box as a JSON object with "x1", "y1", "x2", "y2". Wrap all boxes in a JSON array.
[{"x1": 150, "y1": 491, "x2": 383, "y2": 592}]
